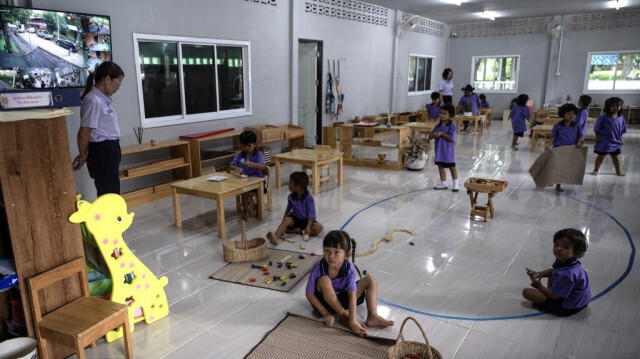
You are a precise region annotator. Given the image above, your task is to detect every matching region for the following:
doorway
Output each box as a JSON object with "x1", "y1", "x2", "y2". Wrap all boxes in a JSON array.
[{"x1": 298, "y1": 40, "x2": 323, "y2": 148}]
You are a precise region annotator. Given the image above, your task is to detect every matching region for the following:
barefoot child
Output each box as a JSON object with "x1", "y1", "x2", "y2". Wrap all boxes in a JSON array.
[
  {"x1": 306, "y1": 230, "x2": 394, "y2": 336},
  {"x1": 267, "y1": 171, "x2": 322, "y2": 244},
  {"x1": 510, "y1": 94, "x2": 530, "y2": 150},
  {"x1": 545, "y1": 103, "x2": 584, "y2": 192},
  {"x1": 523, "y1": 228, "x2": 590, "y2": 316},
  {"x1": 228, "y1": 131, "x2": 266, "y2": 219},
  {"x1": 429, "y1": 104, "x2": 459, "y2": 192},
  {"x1": 590, "y1": 96, "x2": 626, "y2": 176}
]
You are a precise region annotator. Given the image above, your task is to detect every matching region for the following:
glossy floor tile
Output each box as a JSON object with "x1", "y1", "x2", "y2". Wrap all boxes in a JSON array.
[{"x1": 80, "y1": 122, "x2": 640, "y2": 358}]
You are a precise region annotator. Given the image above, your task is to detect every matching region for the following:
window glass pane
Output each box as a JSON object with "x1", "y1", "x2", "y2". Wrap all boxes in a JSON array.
[
  {"x1": 217, "y1": 46, "x2": 244, "y2": 110},
  {"x1": 182, "y1": 44, "x2": 217, "y2": 114},
  {"x1": 587, "y1": 54, "x2": 617, "y2": 90},
  {"x1": 408, "y1": 56, "x2": 416, "y2": 92},
  {"x1": 473, "y1": 56, "x2": 517, "y2": 92},
  {"x1": 417, "y1": 58, "x2": 426, "y2": 91},
  {"x1": 424, "y1": 58, "x2": 433, "y2": 91},
  {"x1": 613, "y1": 52, "x2": 640, "y2": 90},
  {"x1": 138, "y1": 41, "x2": 181, "y2": 118}
]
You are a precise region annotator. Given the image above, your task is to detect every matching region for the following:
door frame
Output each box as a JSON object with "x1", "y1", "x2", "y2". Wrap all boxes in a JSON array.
[{"x1": 298, "y1": 39, "x2": 323, "y2": 145}]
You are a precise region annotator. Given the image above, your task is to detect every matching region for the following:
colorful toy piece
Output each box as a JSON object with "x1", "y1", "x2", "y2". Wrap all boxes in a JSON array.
[
  {"x1": 298, "y1": 255, "x2": 305, "y2": 259},
  {"x1": 250, "y1": 278, "x2": 256, "y2": 282},
  {"x1": 281, "y1": 281, "x2": 287, "y2": 286},
  {"x1": 69, "y1": 194, "x2": 169, "y2": 342},
  {"x1": 265, "y1": 279, "x2": 272, "y2": 284}
]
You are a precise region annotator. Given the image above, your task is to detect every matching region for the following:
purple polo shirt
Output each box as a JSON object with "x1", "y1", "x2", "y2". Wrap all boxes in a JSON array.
[
  {"x1": 426, "y1": 103, "x2": 441, "y2": 120},
  {"x1": 594, "y1": 113, "x2": 626, "y2": 153},
  {"x1": 510, "y1": 105, "x2": 530, "y2": 134},
  {"x1": 80, "y1": 87, "x2": 120, "y2": 141},
  {"x1": 230, "y1": 149, "x2": 265, "y2": 177},
  {"x1": 550, "y1": 258, "x2": 591, "y2": 309},
  {"x1": 306, "y1": 258, "x2": 357, "y2": 295},
  {"x1": 481, "y1": 100, "x2": 490, "y2": 108},
  {"x1": 287, "y1": 190, "x2": 317, "y2": 220},
  {"x1": 431, "y1": 120, "x2": 457, "y2": 163},
  {"x1": 458, "y1": 93, "x2": 481, "y2": 115},
  {"x1": 575, "y1": 108, "x2": 588, "y2": 140},
  {"x1": 551, "y1": 121, "x2": 583, "y2": 147}
]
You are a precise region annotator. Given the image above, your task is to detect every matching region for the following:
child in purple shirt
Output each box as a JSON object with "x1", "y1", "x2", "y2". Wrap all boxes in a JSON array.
[
  {"x1": 306, "y1": 230, "x2": 393, "y2": 336},
  {"x1": 425, "y1": 91, "x2": 441, "y2": 120},
  {"x1": 523, "y1": 228, "x2": 590, "y2": 316},
  {"x1": 590, "y1": 96, "x2": 626, "y2": 176},
  {"x1": 509, "y1": 94, "x2": 531, "y2": 150},
  {"x1": 229, "y1": 130, "x2": 266, "y2": 219},
  {"x1": 545, "y1": 104, "x2": 584, "y2": 192},
  {"x1": 456, "y1": 84, "x2": 481, "y2": 131},
  {"x1": 267, "y1": 171, "x2": 323, "y2": 244},
  {"x1": 429, "y1": 104, "x2": 458, "y2": 192},
  {"x1": 479, "y1": 94, "x2": 490, "y2": 109},
  {"x1": 575, "y1": 95, "x2": 591, "y2": 140}
]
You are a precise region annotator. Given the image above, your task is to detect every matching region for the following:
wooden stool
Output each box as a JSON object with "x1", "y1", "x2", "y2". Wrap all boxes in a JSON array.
[{"x1": 463, "y1": 178, "x2": 509, "y2": 222}]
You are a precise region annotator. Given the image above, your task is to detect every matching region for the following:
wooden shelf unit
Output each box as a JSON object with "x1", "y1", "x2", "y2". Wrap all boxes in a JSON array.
[
  {"x1": 120, "y1": 140, "x2": 192, "y2": 206},
  {"x1": 338, "y1": 124, "x2": 409, "y2": 170}
]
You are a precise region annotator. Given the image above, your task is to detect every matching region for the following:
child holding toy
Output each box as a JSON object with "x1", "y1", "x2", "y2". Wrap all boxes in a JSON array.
[
  {"x1": 306, "y1": 230, "x2": 394, "y2": 336},
  {"x1": 545, "y1": 103, "x2": 584, "y2": 192},
  {"x1": 509, "y1": 94, "x2": 531, "y2": 150},
  {"x1": 429, "y1": 104, "x2": 459, "y2": 192},
  {"x1": 425, "y1": 91, "x2": 441, "y2": 120},
  {"x1": 590, "y1": 96, "x2": 626, "y2": 176},
  {"x1": 523, "y1": 228, "x2": 591, "y2": 316},
  {"x1": 229, "y1": 130, "x2": 266, "y2": 219},
  {"x1": 267, "y1": 171, "x2": 322, "y2": 244}
]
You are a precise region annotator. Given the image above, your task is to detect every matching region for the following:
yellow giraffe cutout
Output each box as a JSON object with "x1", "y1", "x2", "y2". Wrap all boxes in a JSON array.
[{"x1": 70, "y1": 194, "x2": 169, "y2": 342}]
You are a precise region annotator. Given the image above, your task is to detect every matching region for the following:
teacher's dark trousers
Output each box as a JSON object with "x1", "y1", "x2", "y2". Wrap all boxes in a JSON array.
[{"x1": 87, "y1": 139, "x2": 121, "y2": 196}]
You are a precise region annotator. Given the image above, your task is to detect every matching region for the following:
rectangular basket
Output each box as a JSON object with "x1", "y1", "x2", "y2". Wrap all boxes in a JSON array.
[
  {"x1": 279, "y1": 124, "x2": 305, "y2": 139},
  {"x1": 463, "y1": 177, "x2": 509, "y2": 192},
  {"x1": 246, "y1": 125, "x2": 283, "y2": 144}
]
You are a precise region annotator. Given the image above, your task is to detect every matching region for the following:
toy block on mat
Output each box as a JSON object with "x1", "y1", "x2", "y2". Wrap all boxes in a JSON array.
[{"x1": 69, "y1": 194, "x2": 169, "y2": 342}]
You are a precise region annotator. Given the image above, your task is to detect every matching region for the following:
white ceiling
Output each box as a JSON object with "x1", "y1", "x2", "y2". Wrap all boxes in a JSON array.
[{"x1": 361, "y1": 0, "x2": 640, "y2": 24}]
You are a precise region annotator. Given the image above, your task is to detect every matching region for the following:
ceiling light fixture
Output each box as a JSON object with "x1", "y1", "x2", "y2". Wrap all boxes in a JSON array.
[
  {"x1": 445, "y1": 0, "x2": 462, "y2": 6},
  {"x1": 481, "y1": 11, "x2": 496, "y2": 21},
  {"x1": 617, "y1": 0, "x2": 620, "y2": 10},
  {"x1": 614, "y1": 0, "x2": 626, "y2": 10}
]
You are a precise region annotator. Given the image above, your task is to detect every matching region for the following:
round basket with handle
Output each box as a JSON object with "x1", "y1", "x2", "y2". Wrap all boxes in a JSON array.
[
  {"x1": 223, "y1": 220, "x2": 267, "y2": 262},
  {"x1": 387, "y1": 317, "x2": 442, "y2": 359}
]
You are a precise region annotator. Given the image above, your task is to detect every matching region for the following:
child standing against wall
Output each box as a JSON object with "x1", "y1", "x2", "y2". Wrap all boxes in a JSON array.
[
  {"x1": 429, "y1": 104, "x2": 458, "y2": 192},
  {"x1": 509, "y1": 94, "x2": 531, "y2": 150},
  {"x1": 590, "y1": 96, "x2": 626, "y2": 176}
]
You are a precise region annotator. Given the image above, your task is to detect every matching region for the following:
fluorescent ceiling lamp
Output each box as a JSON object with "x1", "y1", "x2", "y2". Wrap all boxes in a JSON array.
[
  {"x1": 445, "y1": 0, "x2": 462, "y2": 5},
  {"x1": 613, "y1": 0, "x2": 626, "y2": 10},
  {"x1": 481, "y1": 11, "x2": 496, "y2": 21}
]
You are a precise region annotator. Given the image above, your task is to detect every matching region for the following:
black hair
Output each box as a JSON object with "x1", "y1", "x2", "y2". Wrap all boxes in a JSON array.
[
  {"x1": 515, "y1": 94, "x2": 529, "y2": 107},
  {"x1": 510, "y1": 97, "x2": 517, "y2": 109},
  {"x1": 553, "y1": 228, "x2": 588, "y2": 258},
  {"x1": 289, "y1": 171, "x2": 309, "y2": 189},
  {"x1": 239, "y1": 130, "x2": 258, "y2": 145},
  {"x1": 81, "y1": 61, "x2": 124, "y2": 99},
  {"x1": 461, "y1": 84, "x2": 474, "y2": 92},
  {"x1": 479, "y1": 94, "x2": 486, "y2": 101},
  {"x1": 440, "y1": 104, "x2": 456, "y2": 117},
  {"x1": 603, "y1": 97, "x2": 624, "y2": 116},
  {"x1": 558, "y1": 103, "x2": 578, "y2": 118},
  {"x1": 323, "y1": 230, "x2": 357, "y2": 264},
  {"x1": 430, "y1": 91, "x2": 440, "y2": 100},
  {"x1": 578, "y1": 95, "x2": 592, "y2": 108},
  {"x1": 442, "y1": 68, "x2": 453, "y2": 79}
]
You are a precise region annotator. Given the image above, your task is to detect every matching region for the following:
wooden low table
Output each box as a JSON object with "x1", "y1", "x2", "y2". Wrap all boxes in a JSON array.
[
  {"x1": 401, "y1": 121, "x2": 438, "y2": 148},
  {"x1": 464, "y1": 178, "x2": 509, "y2": 222},
  {"x1": 171, "y1": 173, "x2": 265, "y2": 238},
  {"x1": 274, "y1": 148, "x2": 343, "y2": 194},
  {"x1": 454, "y1": 115, "x2": 484, "y2": 133},
  {"x1": 531, "y1": 125, "x2": 554, "y2": 152}
]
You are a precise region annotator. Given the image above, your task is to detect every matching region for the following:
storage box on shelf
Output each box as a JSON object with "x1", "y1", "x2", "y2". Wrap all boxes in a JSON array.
[
  {"x1": 120, "y1": 140, "x2": 192, "y2": 206},
  {"x1": 339, "y1": 124, "x2": 409, "y2": 170},
  {"x1": 246, "y1": 125, "x2": 283, "y2": 143}
]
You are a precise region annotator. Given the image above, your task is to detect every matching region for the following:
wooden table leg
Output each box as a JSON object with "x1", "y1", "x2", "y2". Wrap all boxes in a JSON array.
[
  {"x1": 312, "y1": 164, "x2": 319, "y2": 194},
  {"x1": 256, "y1": 183, "x2": 265, "y2": 220},
  {"x1": 172, "y1": 188, "x2": 182, "y2": 228},
  {"x1": 467, "y1": 190, "x2": 475, "y2": 219},
  {"x1": 488, "y1": 193, "x2": 495, "y2": 218},
  {"x1": 216, "y1": 197, "x2": 225, "y2": 238},
  {"x1": 122, "y1": 310, "x2": 133, "y2": 359},
  {"x1": 275, "y1": 158, "x2": 281, "y2": 188},
  {"x1": 531, "y1": 132, "x2": 537, "y2": 152},
  {"x1": 337, "y1": 157, "x2": 343, "y2": 186},
  {"x1": 474, "y1": 118, "x2": 478, "y2": 133}
]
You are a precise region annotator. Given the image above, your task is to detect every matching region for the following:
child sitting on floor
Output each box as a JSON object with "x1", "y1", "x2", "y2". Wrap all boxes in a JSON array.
[
  {"x1": 429, "y1": 104, "x2": 459, "y2": 192},
  {"x1": 590, "y1": 96, "x2": 626, "y2": 176},
  {"x1": 523, "y1": 228, "x2": 591, "y2": 316},
  {"x1": 267, "y1": 171, "x2": 322, "y2": 244},
  {"x1": 425, "y1": 91, "x2": 441, "y2": 121},
  {"x1": 306, "y1": 230, "x2": 394, "y2": 336},
  {"x1": 228, "y1": 130, "x2": 266, "y2": 219},
  {"x1": 545, "y1": 103, "x2": 584, "y2": 192}
]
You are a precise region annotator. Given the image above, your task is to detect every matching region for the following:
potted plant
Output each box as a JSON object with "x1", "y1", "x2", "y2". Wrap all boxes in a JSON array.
[
  {"x1": 463, "y1": 102, "x2": 472, "y2": 116},
  {"x1": 403, "y1": 134, "x2": 429, "y2": 170}
]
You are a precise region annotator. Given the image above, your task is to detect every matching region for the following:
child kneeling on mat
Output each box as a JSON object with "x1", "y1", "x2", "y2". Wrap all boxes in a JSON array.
[{"x1": 306, "y1": 230, "x2": 394, "y2": 336}]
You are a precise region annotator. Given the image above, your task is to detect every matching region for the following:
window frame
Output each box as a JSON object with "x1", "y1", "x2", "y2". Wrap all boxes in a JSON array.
[
  {"x1": 583, "y1": 50, "x2": 640, "y2": 94},
  {"x1": 470, "y1": 55, "x2": 520, "y2": 94},
  {"x1": 133, "y1": 33, "x2": 252, "y2": 128},
  {"x1": 407, "y1": 53, "x2": 435, "y2": 96}
]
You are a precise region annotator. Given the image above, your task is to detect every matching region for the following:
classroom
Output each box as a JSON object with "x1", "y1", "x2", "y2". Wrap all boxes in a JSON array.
[{"x1": 0, "y1": 0, "x2": 639, "y2": 358}]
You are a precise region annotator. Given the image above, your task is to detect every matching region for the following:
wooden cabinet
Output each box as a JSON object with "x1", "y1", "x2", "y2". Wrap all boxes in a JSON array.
[
  {"x1": 338, "y1": 124, "x2": 409, "y2": 170},
  {"x1": 0, "y1": 111, "x2": 84, "y2": 358},
  {"x1": 120, "y1": 140, "x2": 192, "y2": 207}
]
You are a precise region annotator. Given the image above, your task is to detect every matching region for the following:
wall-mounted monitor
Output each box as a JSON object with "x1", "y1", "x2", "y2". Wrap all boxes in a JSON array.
[{"x1": 0, "y1": 5, "x2": 111, "y2": 90}]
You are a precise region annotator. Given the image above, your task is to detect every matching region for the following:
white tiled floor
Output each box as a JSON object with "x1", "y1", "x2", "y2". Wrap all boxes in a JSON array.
[{"x1": 84, "y1": 122, "x2": 639, "y2": 358}]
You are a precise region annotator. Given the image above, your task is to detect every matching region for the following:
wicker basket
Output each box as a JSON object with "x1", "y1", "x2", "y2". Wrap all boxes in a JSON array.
[
  {"x1": 222, "y1": 220, "x2": 267, "y2": 262},
  {"x1": 246, "y1": 125, "x2": 283, "y2": 144},
  {"x1": 388, "y1": 317, "x2": 441, "y2": 359}
]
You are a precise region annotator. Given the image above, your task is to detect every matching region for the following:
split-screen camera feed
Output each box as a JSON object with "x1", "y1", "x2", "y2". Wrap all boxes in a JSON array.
[{"x1": 0, "y1": 6, "x2": 111, "y2": 90}]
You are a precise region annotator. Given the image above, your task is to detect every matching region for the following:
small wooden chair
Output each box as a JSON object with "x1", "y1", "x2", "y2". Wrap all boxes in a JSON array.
[
  {"x1": 27, "y1": 258, "x2": 133, "y2": 359},
  {"x1": 235, "y1": 165, "x2": 272, "y2": 217},
  {"x1": 302, "y1": 145, "x2": 331, "y2": 185}
]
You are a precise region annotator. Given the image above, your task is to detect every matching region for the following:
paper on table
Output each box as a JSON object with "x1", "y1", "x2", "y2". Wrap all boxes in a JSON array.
[{"x1": 207, "y1": 175, "x2": 227, "y2": 182}]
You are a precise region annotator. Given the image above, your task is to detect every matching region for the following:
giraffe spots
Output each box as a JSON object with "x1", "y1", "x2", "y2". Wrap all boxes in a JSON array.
[
  {"x1": 129, "y1": 262, "x2": 134, "y2": 268},
  {"x1": 150, "y1": 315, "x2": 154, "y2": 321},
  {"x1": 142, "y1": 273, "x2": 146, "y2": 279},
  {"x1": 145, "y1": 284, "x2": 150, "y2": 290},
  {"x1": 136, "y1": 284, "x2": 141, "y2": 289},
  {"x1": 120, "y1": 262, "x2": 125, "y2": 268},
  {"x1": 113, "y1": 239, "x2": 118, "y2": 245},
  {"x1": 103, "y1": 238, "x2": 109, "y2": 244},
  {"x1": 94, "y1": 214, "x2": 101, "y2": 221}
]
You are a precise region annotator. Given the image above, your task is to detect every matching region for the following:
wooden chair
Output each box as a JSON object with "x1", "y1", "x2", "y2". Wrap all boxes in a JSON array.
[
  {"x1": 27, "y1": 258, "x2": 133, "y2": 359},
  {"x1": 303, "y1": 145, "x2": 331, "y2": 185},
  {"x1": 235, "y1": 165, "x2": 272, "y2": 217}
]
